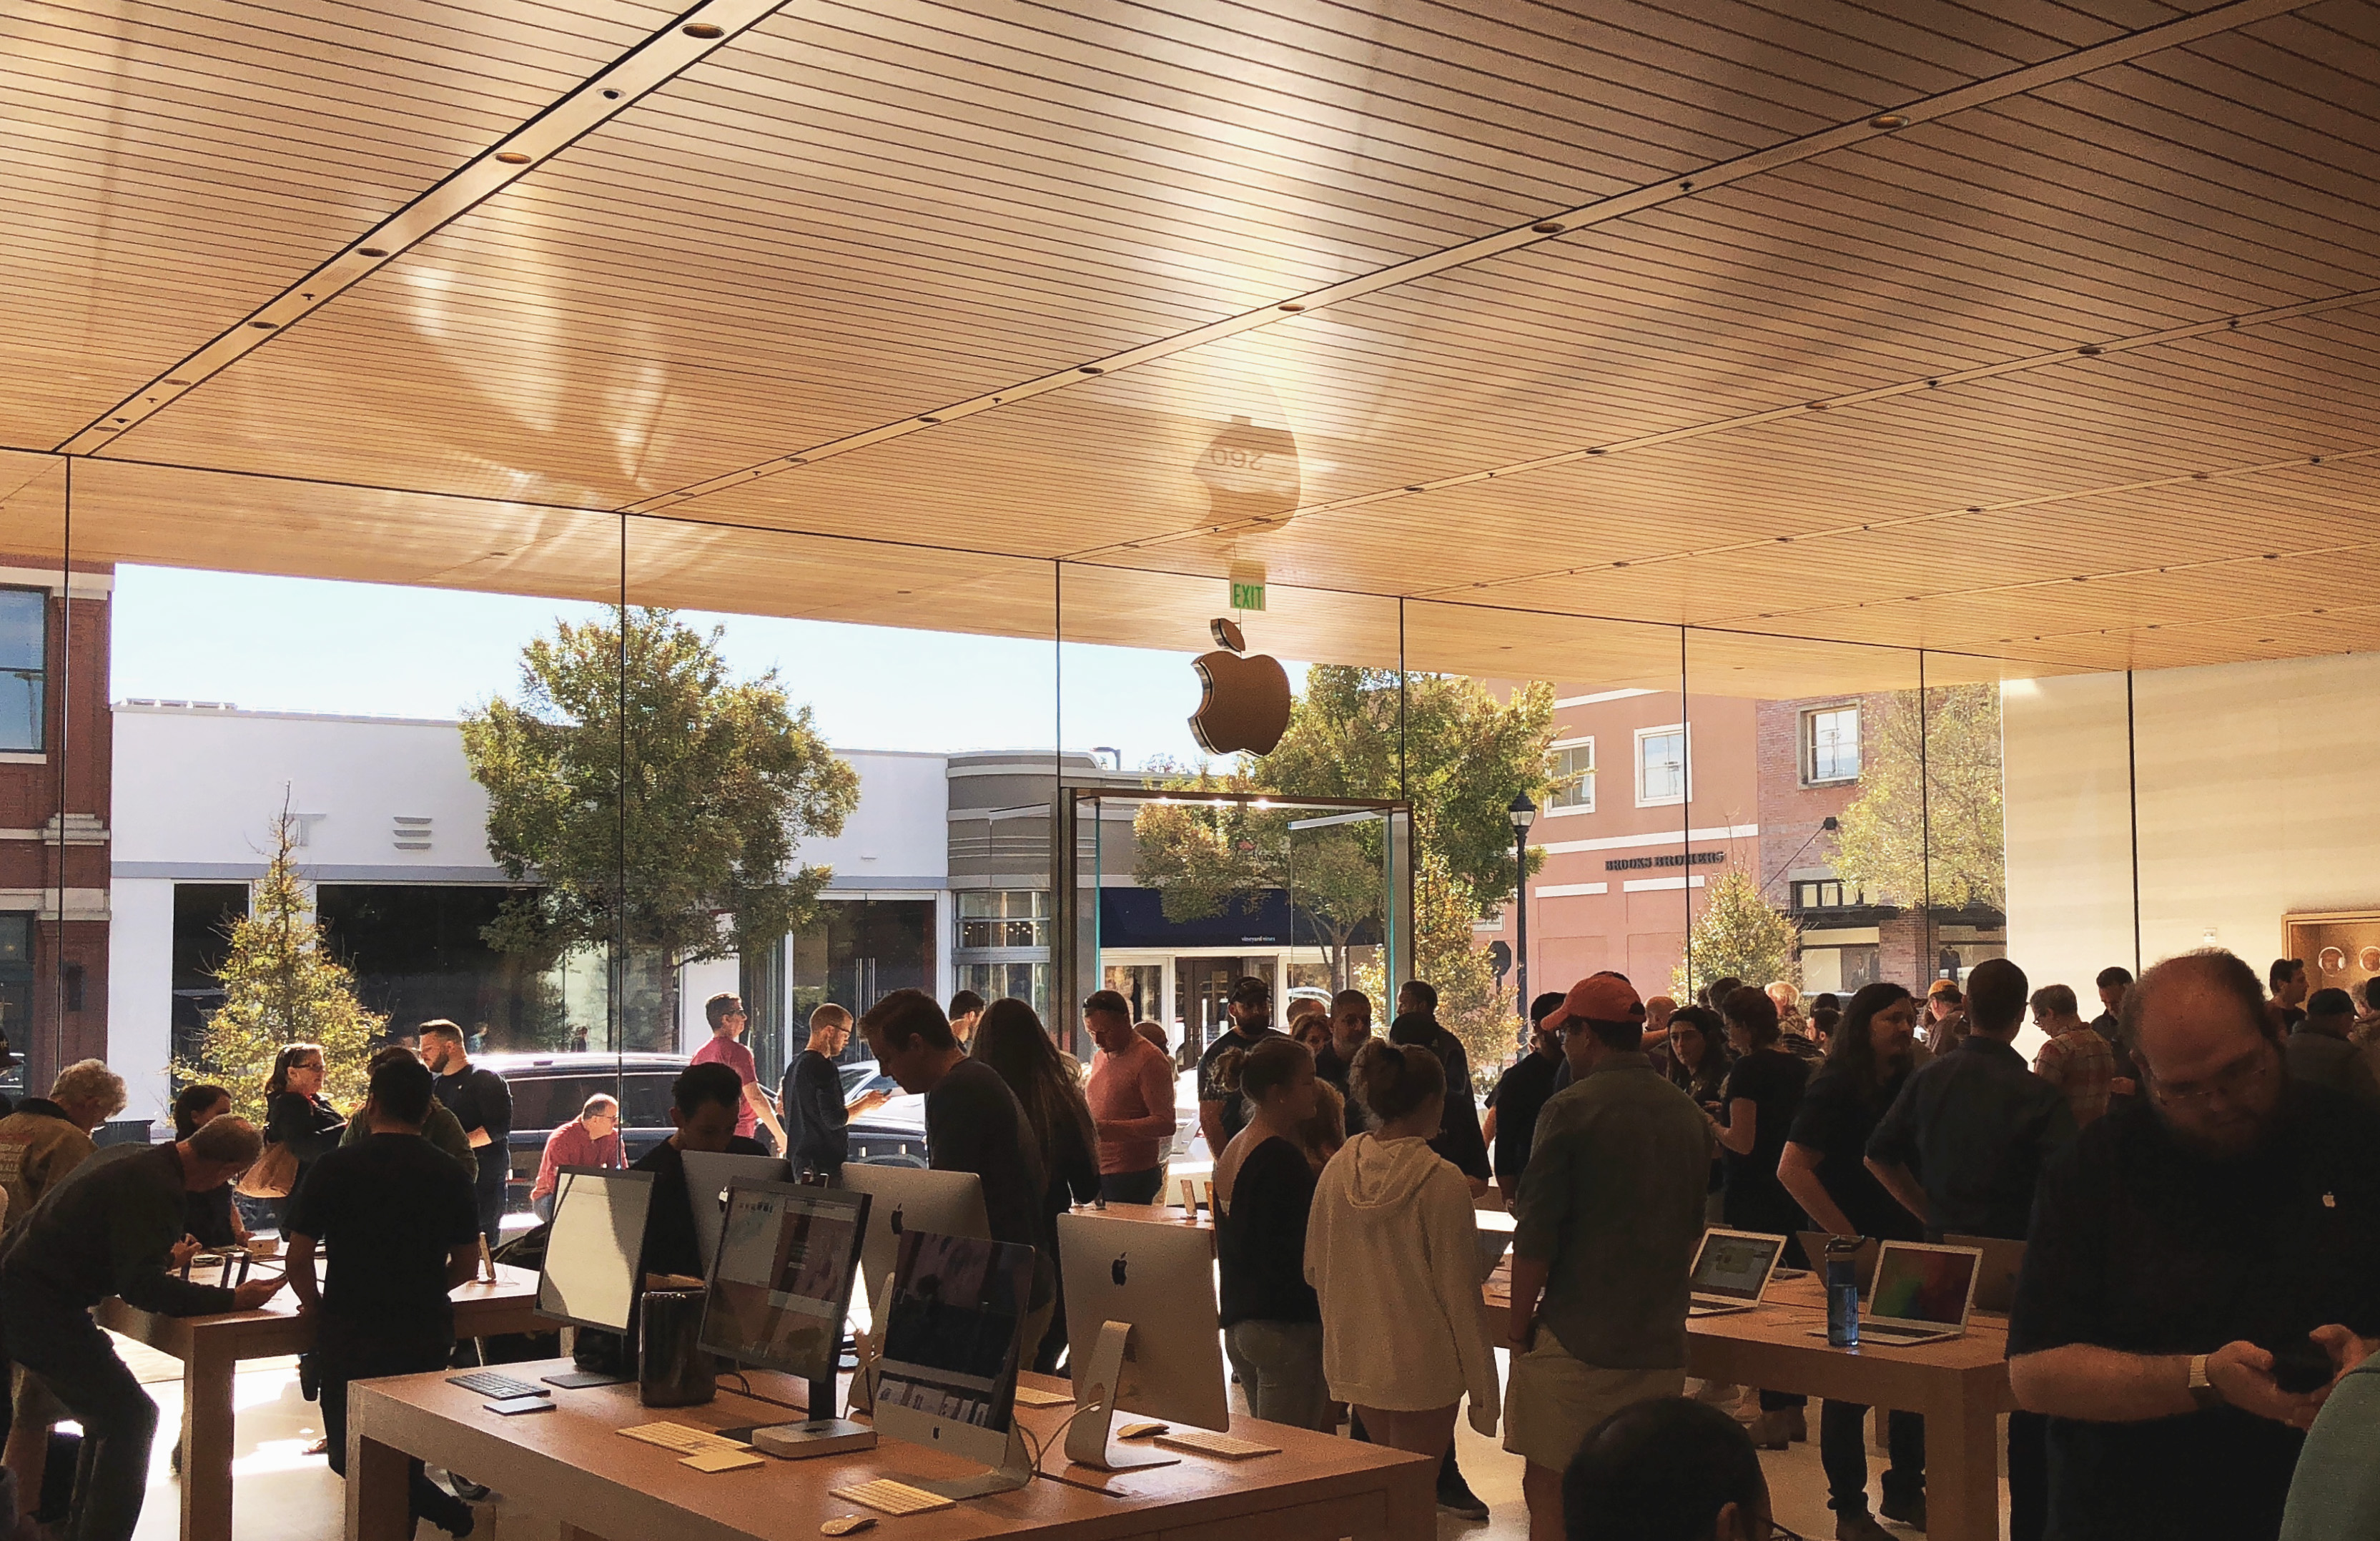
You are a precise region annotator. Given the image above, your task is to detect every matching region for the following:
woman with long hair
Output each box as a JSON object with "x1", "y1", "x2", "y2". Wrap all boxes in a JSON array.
[
  {"x1": 1776, "y1": 981, "x2": 1926, "y2": 1529},
  {"x1": 1213, "y1": 1036, "x2": 1330, "y2": 1428},
  {"x1": 1305, "y1": 1041, "x2": 1498, "y2": 1460},
  {"x1": 971, "y1": 998, "x2": 1100, "y2": 1371},
  {"x1": 174, "y1": 1084, "x2": 248, "y2": 1249},
  {"x1": 1663, "y1": 1006, "x2": 1731, "y2": 1223},
  {"x1": 264, "y1": 1041, "x2": 346, "y2": 1226}
]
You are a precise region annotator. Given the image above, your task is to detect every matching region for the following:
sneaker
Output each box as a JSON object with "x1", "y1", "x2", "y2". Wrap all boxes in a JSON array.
[
  {"x1": 1835, "y1": 1514, "x2": 1892, "y2": 1541},
  {"x1": 1436, "y1": 1470, "x2": 1490, "y2": 1521},
  {"x1": 1880, "y1": 1490, "x2": 1927, "y2": 1530}
]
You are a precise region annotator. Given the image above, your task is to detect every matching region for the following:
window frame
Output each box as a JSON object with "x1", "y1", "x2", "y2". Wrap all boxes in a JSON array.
[
  {"x1": 1544, "y1": 735, "x2": 1596, "y2": 816},
  {"x1": 1634, "y1": 723, "x2": 1690, "y2": 808},
  {"x1": 1801, "y1": 703, "x2": 1862, "y2": 786}
]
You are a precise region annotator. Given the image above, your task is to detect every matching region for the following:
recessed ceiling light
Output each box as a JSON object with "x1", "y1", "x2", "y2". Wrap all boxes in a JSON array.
[
  {"x1": 249, "y1": 320, "x2": 277, "y2": 329},
  {"x1": 495, "y1": 152, "x2": 531, "y2": 164},
  {"x1": 1966, "y1": 505, "x2": 1982, "y2": 512},
  {"x1": 1531, "y1": 222, "x2": 1565, "y2": 234},
  {"x1": 1614, "y1": 560, "x2": 1629, "y2": 568},
  {"x1": 1405, "y1": 485, "x2": 1423, "y2": 492},
  {"x1": 1870, "y1": 114, "x2": 1910, "y2": 129},
  {"x1": 1278, "y1": 302, "x2": 1304, "y2": 312},
  {"x1": 786, "y1": 457, "x2": 808, "y2": 466},
  {"x1": 2077, "y1": 343, "x2": 2103, "y2": 355},
  {"x1": 2191, "y1": 472, "x2": 2210, "y2": 480},
  {"x1": 165, "y1": 378, "x2": 189, "y2": 386},
  {"x1": 602, "y1": 89, "x2": 621, "y2": 99},
  {"x1": 113, "y1": 417, "x2": 127, "y2": 423},
  {"x1": 358, "y1": 247, "x2": 388, "y2": 258},
  {"x1": 1807, "y1": 401, "x2": 1828, "y2": 410},
  {"x1": 1586, "y1": 447, "x2": 1607, "y2": 455},
  {"x1": 919, "y1": 416, "x2": 940, "y2": 424},
  {"x1": 682, "y1": 21, "x2": 724, "y2": 36},
  {"x1": 1079, "y1": 365, "x2": 1103, "y2": 375}
]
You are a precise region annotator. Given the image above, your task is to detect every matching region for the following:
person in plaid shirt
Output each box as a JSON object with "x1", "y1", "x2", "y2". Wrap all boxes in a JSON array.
[{"x1": 2030, "y1": 984, "x2": 2115, "y2": 1127}]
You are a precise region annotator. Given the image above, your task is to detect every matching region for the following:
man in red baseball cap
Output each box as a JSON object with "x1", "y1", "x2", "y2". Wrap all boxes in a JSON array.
[{"x1": 1503, "y1": 971, "x2": 1715, "y2": 1541}]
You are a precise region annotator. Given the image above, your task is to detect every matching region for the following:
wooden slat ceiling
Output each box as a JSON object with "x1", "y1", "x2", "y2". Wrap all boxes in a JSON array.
[{"x1": 5, "y1": 0, "x2": 2378, "y2": 685}]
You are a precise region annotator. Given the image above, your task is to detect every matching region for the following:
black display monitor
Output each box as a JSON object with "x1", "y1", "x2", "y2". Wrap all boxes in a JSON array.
[{"x1": 697, "y1": 1179, "x2": 871, "y2": 1387}]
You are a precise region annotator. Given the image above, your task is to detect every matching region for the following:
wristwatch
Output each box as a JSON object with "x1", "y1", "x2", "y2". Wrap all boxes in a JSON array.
[{"x1": 2188, "y1": 1354, "x2": 2223, "y2": 1412}]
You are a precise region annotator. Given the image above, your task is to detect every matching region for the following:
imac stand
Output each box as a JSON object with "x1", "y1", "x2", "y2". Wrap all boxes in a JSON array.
[
  {"x1": 1063, "y1": 1322, "x2": 1178, "y2": 1472},
  {"x1": 913, "y1": 1423, "x2": 1037, "y2": 1500},
  {"x1": 847, "y1": 1273, "x2": 897, "y2": 1416}
]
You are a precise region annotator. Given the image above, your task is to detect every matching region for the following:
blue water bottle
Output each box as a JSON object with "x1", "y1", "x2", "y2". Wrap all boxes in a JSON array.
[{"x1": 1825, "y1": 1237, "x2": 1862, "y2": 1348}]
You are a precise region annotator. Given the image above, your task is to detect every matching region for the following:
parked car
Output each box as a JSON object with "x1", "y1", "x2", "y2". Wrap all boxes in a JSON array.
[{"x1": 477, "y1": 1051, "x2": 689, "y2": 1212}]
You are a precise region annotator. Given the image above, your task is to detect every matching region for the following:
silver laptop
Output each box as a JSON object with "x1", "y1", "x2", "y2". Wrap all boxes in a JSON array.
[
  {"x1": 1941, "y1": 1233, "x2": 2024, "y2": 1314},
  {"x1": 1833, "y1": 1240, "x2": 1983, "y2": 1344},
  {"x1": 1685, "y1": 1229, "x2": 1785, "y2": 1317}
]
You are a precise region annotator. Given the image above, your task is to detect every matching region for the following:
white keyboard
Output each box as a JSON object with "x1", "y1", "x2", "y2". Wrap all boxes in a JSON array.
[
  {"x1": 1153, "y1": 1429, "x2": 1279, "y2": 1460},
  {"x1": 617, "y1": 1422, "x2": 752, "y2": 1456},
  {"x1": 830, "y1": 1480, "x2": 956, "y2": 1515}
]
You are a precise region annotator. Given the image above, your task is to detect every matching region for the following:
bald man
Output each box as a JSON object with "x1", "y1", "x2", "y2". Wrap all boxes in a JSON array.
[{"x1": 2008, "y1": 950, "x2": 2380, "y2": 1541}]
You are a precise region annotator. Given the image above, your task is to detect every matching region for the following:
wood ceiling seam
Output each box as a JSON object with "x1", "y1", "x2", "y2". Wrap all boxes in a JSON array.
[
  {"x1": 630, "y1": 0, "x2": 2326, "y2": 520},
  {"x1": 2145, "y1": 21, "x2": 2380, "y2": 147},
  {"x1": 99, "y1": 0, "x2": 664, "y2": 59},
  {"x1": 0, "y1": 53, "x2": 544, "y2": 144}
]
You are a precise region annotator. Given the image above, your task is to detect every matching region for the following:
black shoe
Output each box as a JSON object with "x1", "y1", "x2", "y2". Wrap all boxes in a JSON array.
[
  {"x1": 1436, "y1": 1471, "x2": 1489, "y2": 1521},
  {"x1": 445, "y1": 1475, "x2": 492, "y2": 1503},
  {"x1": 1880, "y1": 1490, "x2": 1927, "y2": 1530}
]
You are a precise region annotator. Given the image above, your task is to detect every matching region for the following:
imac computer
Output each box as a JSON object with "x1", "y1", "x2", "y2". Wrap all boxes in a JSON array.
[
  {"x1": 696, "y1": 1179, "x2": 874, "y2": 1457},
  {"x1": 681, "y1": 1150, "x2": 790, "y2": 1277},
  {"x1": 535, "y1": 1167, "x2": 656, "y2": 1387},
  {"x1": 869, "y1": 1228, "x2": 1040, "y2": 1498},
  {"x1": 837, "y1": 1165, "x2": 990, "y2": 1309},
  {"x1": 1056, "y1": 1211, "x2": 1244, "y2": 1471}
]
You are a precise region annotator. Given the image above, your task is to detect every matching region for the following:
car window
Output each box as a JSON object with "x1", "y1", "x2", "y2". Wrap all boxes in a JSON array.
[
  {"x1": 621, "y1": 1071, "x2": 676, "y2": 1129},
  {"x1": 505, "y1": 1074, "x2": 608, "y2": 1132}
]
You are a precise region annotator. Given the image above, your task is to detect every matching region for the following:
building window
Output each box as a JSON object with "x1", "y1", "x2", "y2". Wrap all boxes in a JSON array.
[
  {"x1": 957, "y1": 890, "x2": 1050, "y2": 950},
  {"x1": 1546, "y1": 739, "x2": 1594, "y2": 813},
  {"x1": 957, "y1": 961, "x2": 1051, "y2": 1019},
  {"x1": 1804, "y1": 705, "x2": 1860, "y2": 783},
  {"x1": 1636, "y1": 725, "x2": 1688, "y2": 806},
  {"x1": 1792, "y1": 880, "x2": 1862, "y2": 911},
  {"x1": 0, "y1": 588, "x2": 45, "y2": 753}
]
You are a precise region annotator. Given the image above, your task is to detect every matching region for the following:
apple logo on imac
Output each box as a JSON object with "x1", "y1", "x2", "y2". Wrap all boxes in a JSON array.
[
  {"x1": 1190, "y1": 618, "x2": 1291, "y2": 755},
  {"x1": 1111, "y1": 1252, "x2": 1129, "y2": 1286}
]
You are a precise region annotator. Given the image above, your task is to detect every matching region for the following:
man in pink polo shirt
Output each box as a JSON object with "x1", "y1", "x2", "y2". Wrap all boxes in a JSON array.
[
  {"x1": 529, "y1": 1094, "x2": 623, "y2": 1220},
  {"x1": 691, "y1": 993, "x2": 787, "y2": 1151},
  {"x1": 1084, "y1": 989, "x2": 1177, "y2": 1204}
]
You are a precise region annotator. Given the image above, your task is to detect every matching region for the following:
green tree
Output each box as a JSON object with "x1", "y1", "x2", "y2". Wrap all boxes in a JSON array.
[
  {"x1": 462, "y1": 607, "x2": 859, "y2": 1048},
  {"x1": 1673, "y1": 870, "x2": 1801, "y2": 1005},
  {"x1": 178, "y1": 808, "x2": 385, "y2": 1122},
  {"x1": 1830, "y1": 685, "x2": 2005, "y2": 911}
]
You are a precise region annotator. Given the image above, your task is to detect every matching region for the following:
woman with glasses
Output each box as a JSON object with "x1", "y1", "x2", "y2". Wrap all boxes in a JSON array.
[{"x1": 264, "y1": 1042, "x2": 347, "y2": 1227}]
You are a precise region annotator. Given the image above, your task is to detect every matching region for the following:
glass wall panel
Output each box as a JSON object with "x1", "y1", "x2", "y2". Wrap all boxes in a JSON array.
[
  {"x1": 1682, "y1": 630, "x2": 1924, "y2": 1035},
  {"x1": 624, "y1": 516, "x2": 1056, "y2": 1108},
  {"x1": 1054, "y1": 563, "x2": 1404, "y2": 1064},
  {"x1": 0, "y1": 451, "x2": 70, "y2": 1106},
  {"x1": 1403, "y1": 600, "x2": 1687, "y2": 1091}
]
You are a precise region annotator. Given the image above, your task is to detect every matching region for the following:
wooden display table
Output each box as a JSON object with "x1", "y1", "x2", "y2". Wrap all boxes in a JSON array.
[
  {"x1": 97, "y1": 1264, "x2": 543, "y2": 1541},
  {"x1": 1485, "y1": 1261, "x2": 2016, "y2": 1541},
  {"x1": 347, "y1": 1364, "x2": 1432, "y2": 1541}
]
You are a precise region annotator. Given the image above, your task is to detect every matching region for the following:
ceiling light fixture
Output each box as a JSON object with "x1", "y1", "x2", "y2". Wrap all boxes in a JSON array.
[
  {"x1": 2077, "y1": 343, "x2": 2103, "y2": 355},
  {"x1": 495, "y1": 152, "x2": 531, "y2": 164},
  {"x1": 1079, "y1": 365, "x2": 1103, "y2": 375},
  {"x1": 1586, "y1": 447, "x2": 1607, "y2": 455},
  {"x1": 1278, "y1": 302, "x2": 1304, "y2": 312},
  {"x1": 1966, "y1": 505, "x2": 1982, "y2": 512},
  {"x1": 919, "y1": 415, "x2": 940, "y2": 425},
  {"x1": 358, "y1": 247, "x2": 388, "y2": 258},
  {"x1": 249, "y1": 320, "x2": 277, "y2": 329},
  {"x1": 164, "y1": 378, "x2": 189, "y2": 386},
  {"x1": 1532, "y1": 222, "x2": 1565, "y2": 234},
  {"x1": 1870, "y1": 114, "x2": 1910, "y2": 129},
  {"x1": 602, "y1": 89, "x2": 621, "y2": 99},
  {"x1": 682, "y1": 21, "x2": 723, "y2": 35}
]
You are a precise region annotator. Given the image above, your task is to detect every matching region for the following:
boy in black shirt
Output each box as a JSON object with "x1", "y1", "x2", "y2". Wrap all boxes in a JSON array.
[
  {"x1": 779, "y1": 1004, "x2": 889, "y2": 1181},
  {"x1": 287, "y1": 1057, "x2": 482, "y2": 1539}
]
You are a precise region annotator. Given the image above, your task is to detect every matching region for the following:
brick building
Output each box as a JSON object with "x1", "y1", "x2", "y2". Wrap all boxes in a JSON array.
[{"x1": 0, "y1": 558, "x2": 112, "y2": 1097}]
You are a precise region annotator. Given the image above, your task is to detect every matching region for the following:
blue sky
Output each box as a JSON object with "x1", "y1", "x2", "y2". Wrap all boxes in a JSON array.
[{"x1": 110, "y1": 565, "x2": 1223, "y2": 765}]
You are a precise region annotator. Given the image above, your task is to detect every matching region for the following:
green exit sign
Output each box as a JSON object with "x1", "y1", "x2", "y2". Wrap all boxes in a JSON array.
[{"x1": 1230, "y1": 577, "x2": 1266, "y2": 611}]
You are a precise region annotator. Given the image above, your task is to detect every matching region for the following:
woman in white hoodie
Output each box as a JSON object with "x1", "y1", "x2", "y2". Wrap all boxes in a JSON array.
[{"x1": 1305, "y1": 1040, "x2": 1499, "y2": 1457}]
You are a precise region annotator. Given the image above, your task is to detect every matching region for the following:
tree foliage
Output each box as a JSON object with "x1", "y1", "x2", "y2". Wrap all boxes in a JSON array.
[
  {"x1": 1673, "y1": 870, "x2": 1801, "y2": 1006},
  {"x1": 1830, "y1": 685, "x2": 2005, "y2": 911},
  {"x1": 461, "y1": 608, "x2": 859, "y2": 1041},
  {"x1": 178, "y1": 808, "x2": 384, "y2": 1123}
]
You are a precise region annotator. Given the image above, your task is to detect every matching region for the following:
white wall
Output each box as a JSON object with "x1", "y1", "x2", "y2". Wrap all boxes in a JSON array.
[
  {"x1": 108, "y1": 879, "x2": 177, "y2": 1121},
  {"x1": 805, "y1": 750, "x2": 948, "y2": 888},
  {"x1": 2005, "y1": 653, "x2": 2380, "y2": 996}
]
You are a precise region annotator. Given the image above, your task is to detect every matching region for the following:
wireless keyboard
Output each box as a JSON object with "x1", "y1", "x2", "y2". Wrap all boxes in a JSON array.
[
  {"x1": 829, "y1": 1480, "x2": 956, "y2": 1515},
  {"x1": 618, "y1": 1422, "x2": 753, "y2": 1456},
  {"x1": 1152, "y1": 1429, "x2": 1279, "y2": 1460},
  {"x1": 448, "y1": 1372, "x2": 548, "y2": 1400}
]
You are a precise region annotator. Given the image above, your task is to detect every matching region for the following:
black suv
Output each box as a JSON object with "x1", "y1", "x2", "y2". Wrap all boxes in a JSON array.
[{"x1": 478, "y1": 1051, "x2": 688, "y2": 1213}]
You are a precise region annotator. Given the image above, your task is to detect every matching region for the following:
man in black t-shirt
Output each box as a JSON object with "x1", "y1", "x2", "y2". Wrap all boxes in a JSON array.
[
  {"x1": 1388, "y1": 980, "x2": 1492, "y2": 1194},
  {"x1": 1483, "y1": 993, "x2": 1566, "y2": 1206},
  {"x1": 422, "y1": 1020, "x2": 513, "y2": 1254},
  {"x1": 858, "y1": 991, "x2": 1049, "y2": 1309},
  {"x1": 2009, "y1": 951, "x2": 2380, "y2": 1541},
  {"x1": 1198, "y1": 976, "x2": 1287, "y2": 1154},
  {"x1": 1313, "y1": 988, "x2": 1376, "y2": 1136},
  {"x1": 779, "y1": 1004, "x2": 889, "y2": 1181},
  {"x1": 632, "y1": 1061, "x2": 769, "y2": 1281},
  {"x1": 287, "y1": 1057, "x2": 481, "y2": 1539}
]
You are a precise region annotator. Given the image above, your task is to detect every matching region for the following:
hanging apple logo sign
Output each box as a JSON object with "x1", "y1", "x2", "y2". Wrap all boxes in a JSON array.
[{"x1": 1190, "y1": 617, "x2": 1292, "y2": 755}]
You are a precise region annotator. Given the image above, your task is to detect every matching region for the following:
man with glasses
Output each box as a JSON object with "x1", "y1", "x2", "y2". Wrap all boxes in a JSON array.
[
  {"x1": 692, "y1": 992, "x2": 786, "y2": 1154},
  {"x1": 1865, "y1": 958, "x2": 2073, "y2": 1541},
  {"x1": 2030, "y1": 983, "x2": 2115, "y2": 1128},
  {"x1": 2008, "y1": 950, "x2": 2380, "y2": 1541}
]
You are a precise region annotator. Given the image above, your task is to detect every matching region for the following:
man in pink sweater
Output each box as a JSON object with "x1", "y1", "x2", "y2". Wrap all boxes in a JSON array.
[
  {"x1": 529, "y1": 1094, "x2": 623, "y2": 1220},
  {"x1": 1083, "y1": 990, "x2": 1177, "y2": 1204}
]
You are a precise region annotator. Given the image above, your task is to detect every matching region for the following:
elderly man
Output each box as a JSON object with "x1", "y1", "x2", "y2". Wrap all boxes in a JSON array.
[
  {"x1": 2030, "y1": 984, "x2": 2115, "y2": 1128},
  {"x1": 2008, "y1": 951, "x2": 2380, "y2": 1541}
]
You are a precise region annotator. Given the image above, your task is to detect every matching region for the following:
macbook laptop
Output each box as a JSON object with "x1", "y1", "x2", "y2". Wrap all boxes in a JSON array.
[
  {"x1": 1685, "y1": 1229, "x2": 1785, "y2": 1317},
  {"x1": 1941, "y1": 1234, "x2": 2024, "y2": 1314},
  {"x1": 1797, "y1": 1232, "x2": 1881, "y2": 1296},
  {"x1": 1811, "y1": 1240, "x2": 1982, "y2": 1345}
]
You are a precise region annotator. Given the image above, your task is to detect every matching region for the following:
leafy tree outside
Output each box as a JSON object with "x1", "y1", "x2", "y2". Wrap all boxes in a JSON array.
[
  {"x1": 1673, "y1": 869, "x2": 1801, "y2": 1006},
  {"x1": 1830, "y1": 685, "x2": 2005, "y2": 911},
  {"x1": 177, "y1": 808, "x2": 385, "y2": 1122},
  {"x1": 462, "y1": 608, "x2": 859, "y2": 1051}
]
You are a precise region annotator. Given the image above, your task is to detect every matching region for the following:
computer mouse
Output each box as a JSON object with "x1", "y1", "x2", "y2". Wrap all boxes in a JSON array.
[{"x1": 821, "y1": 1517, "x2": 877, "y2": 1536}]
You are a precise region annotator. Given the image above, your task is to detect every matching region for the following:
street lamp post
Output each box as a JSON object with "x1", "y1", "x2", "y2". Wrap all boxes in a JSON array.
[{"x1": 1509, "y1": 793, "x2": 1538, "y2": 1024}]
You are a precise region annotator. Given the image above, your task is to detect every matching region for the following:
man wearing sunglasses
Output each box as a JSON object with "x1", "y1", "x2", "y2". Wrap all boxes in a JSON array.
[{"x1": 2008, "y1": 950, "x2": 2380, "y2": 1541}]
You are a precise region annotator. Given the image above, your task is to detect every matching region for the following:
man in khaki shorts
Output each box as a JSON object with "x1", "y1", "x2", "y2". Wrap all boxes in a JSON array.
[{"x1": 1503, "y1": 973, "x2": 1714, "y2": 1541}]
